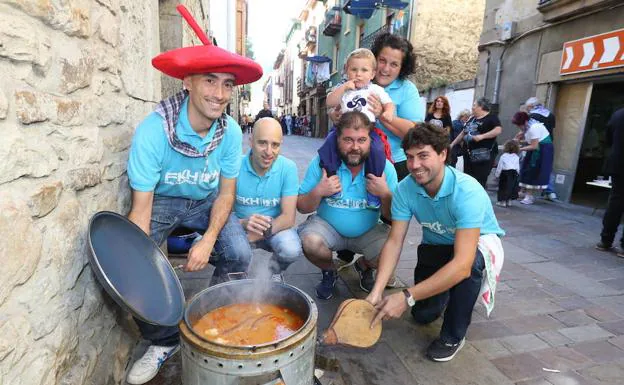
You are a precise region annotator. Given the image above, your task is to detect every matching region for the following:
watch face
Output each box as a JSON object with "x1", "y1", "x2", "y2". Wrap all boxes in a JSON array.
[{"x1": 403, "y1": 289, "x2": 415, "y2": 307}]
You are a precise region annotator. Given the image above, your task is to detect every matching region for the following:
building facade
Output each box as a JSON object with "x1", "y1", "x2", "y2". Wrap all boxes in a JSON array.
[
  {"x1": 270, "y1": 0, "x2": 486, "y2": 137},
  {"x1": 236, "y1": 0, "x2": 252, "y2": 121},
  {"x1": 410, "y1": 0, "x2": 485, "y2": 116},
  {"x1": 476, "y1": 0, "x2": 624, "y2": 203},
  {"x1": 408, "y1": 0, "x2": 486, "y2": 91},
  {"x1": 313, "y1": 0, "x2": 413, "y2": 137}
]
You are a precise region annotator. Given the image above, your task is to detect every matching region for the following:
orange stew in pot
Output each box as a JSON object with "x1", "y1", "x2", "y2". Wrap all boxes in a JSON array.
[{"x1": 193, "y1": 303, "x2": 304, "y2": 346}]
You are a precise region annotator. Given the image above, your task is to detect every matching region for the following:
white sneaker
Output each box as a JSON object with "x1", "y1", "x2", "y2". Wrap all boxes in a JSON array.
[
  {"x1": 520, "y1": 196, "x2": 534, "y2": 205},
  {"x1": 385, "y1": 274, "x2": 402, "y2": 288},
  {"x1": 126, "y1": 345, "x2": 179, "y2": 384},
  {"x1": 271, "y1": 273, "x2": 284, "y2": 283},
  {"x1": 495, "y1": 201, "x2": 506, "y2": 207}
]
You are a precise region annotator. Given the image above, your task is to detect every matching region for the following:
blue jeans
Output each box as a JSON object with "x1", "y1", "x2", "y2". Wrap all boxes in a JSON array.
[
  {"x1": 251, "y1": 228, "x2": 302, "y2": 273},
  {"x1": 411, "y1": 250, "x2": 485, "y2": 344},
  {"x1": 543, "y1": 173, "x2": 556, "y2": 195},
  {"x1": 135, "y1": 194, "x2": 252, "y2": 346}
]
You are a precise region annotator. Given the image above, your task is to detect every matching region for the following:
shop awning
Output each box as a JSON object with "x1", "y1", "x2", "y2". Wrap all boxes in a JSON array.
[{"x1": 343, "y1": 0, "x2": 409, "y2": 19}]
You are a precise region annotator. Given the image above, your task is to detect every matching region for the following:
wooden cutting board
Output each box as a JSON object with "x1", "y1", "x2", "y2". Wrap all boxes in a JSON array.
[{"x1": 320, "y1": 299, "x2": 382, "y2": 348}]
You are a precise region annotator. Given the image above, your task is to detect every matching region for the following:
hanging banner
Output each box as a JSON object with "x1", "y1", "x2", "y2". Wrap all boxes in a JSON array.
[{"x1": 560, "y1": 28, "x2": 624, "y2": 75}]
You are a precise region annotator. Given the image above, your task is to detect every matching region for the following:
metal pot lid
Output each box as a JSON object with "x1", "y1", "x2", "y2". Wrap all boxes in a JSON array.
[{"x1": 87, "y1": 211, "x2": 185, "y2": 326}]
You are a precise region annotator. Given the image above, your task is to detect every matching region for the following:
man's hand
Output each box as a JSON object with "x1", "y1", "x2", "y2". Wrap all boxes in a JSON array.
[
  {"x1": 473, "y1": 134, "x2": 482, "y2": 142},
  {"x1": 316, "y1": 169, "x2": 342, "y2": 197},
  {"x1": 329, "y1": 105, "x2": 343, "y2": 124},
  {"x1": 247, "y1": 231, "x2": 263, "y2": 243},
  {"x1": 366, "y1": 290, "x2": 383, "y2": 307},
  {"x1": 367, "y1": 93, "x2": 383, "y2": 119},
  {"x1": 366, "y1": 173, "x2": 389, "y2": 197},
  {"x1": 370, "y1": 291, "x2": 408, "y2": 328},
  {"x1": 244, "y1": 214, "x2": 272, "y2": 236},
  {"x1": 381, "y1": 110, "x2": 394, "y2": 123},
  {"x1": 185, "y1": 236, "x2": 216, "y2": 272}
]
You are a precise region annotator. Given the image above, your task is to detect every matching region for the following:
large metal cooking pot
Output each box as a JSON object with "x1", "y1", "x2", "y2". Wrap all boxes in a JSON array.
[
  {"x1": 87, "y1": 211, "x2": 318, "y2": 385},
  {"x1": 181, "y1": 280, "x2": 318, "y2": 385}
]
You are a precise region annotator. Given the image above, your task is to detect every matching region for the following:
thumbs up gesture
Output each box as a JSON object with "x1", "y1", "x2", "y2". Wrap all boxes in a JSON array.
[{"x1": 316, "y1": 169, "x2": 342, "y2": 197}]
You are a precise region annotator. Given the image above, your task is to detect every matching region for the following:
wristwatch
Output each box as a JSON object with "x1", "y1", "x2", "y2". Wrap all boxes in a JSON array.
[
  {"x1": 402, "y1": 289, "x2": 416, "y2": 307},
  {"x1": 263, "y1": 223, "x2": 273, "y2": 239}
]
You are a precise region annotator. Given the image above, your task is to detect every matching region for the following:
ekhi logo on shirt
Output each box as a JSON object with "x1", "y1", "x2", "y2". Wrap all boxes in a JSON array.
[
  {"x1": 164, "y1": 170, "x2": 219, "y2": 185},
  {"x1": 560, "y1": 28, "x2": 624, "y2": 75},
  {"x1": 236, "y1": 196, "x2": 280, "y2": 208}
]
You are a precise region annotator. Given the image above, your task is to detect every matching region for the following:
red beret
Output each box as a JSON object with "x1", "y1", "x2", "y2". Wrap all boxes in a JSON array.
[{"x1": 152, "y1": 5, "x2": 263, "y2": 86}]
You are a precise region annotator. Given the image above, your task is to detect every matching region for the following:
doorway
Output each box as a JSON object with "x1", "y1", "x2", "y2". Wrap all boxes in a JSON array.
[{"x1": 570, "y1": 80, "x2": 624, "y2": 206}]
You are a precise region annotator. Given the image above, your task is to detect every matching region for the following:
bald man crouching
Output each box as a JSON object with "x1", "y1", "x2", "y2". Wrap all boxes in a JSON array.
[{"x1": 233, "y1": 118, "x2": 303, "y2": 281}]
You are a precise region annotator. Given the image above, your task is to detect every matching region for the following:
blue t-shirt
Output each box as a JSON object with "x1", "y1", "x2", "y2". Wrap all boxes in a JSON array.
[
  {"x1": 234, "y1": 153, "x2": 299, "y2": 219},
  {"x1": 299, "y1": 155, "x2": 398, "y2": 238},
  {"x1": 127, "y1": 98, "x2": 243, "y2": 200},
  {"x1": 392, "y1": 166, "x2": 505, "y2": 245},
  {"x1": 377, "y1": 78, "x2": 424, "y2": 163}
]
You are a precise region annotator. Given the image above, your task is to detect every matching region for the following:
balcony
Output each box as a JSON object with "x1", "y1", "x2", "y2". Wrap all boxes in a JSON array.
[
  {"x1": 297, "y1": 41, "x2": 308, "y2": 58},
  {"x1": 305, "y1": 26, "x2": 317, "y2": 47},
  {"x1": 360, "y1": 23, "x2": 408, "y2": 50},
  {"x1": 297, "y1": 78, "x2": 309, "y2": 97},
  {"x1": 322, "y1": 7, "x2": 342, "y2": 37},
  {"x1": 537, "y1": 0, "x2": 620, "y2": 22}
]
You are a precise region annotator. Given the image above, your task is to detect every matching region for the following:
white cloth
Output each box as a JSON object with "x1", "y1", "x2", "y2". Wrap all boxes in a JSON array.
[
  {"x1": 478, "y1": 233, "x2": 505, "y2": 316},
  {"x1": 495, "y1": 153, "x2": 520, "y2": 178},
  {"x1": 315, "y1": 62, "x2": 331, "y2": 83},
  {"x1": 525, "y1": 120, "x2": 549, "y2": 142},
  {"x1": 341, "y1": 83, "x2": 392, "y2": 123}
]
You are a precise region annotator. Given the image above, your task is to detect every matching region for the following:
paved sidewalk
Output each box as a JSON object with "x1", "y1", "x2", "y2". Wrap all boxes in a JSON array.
[{"x1": 140, "y1": 134, "x2": 624, "y2": 385}]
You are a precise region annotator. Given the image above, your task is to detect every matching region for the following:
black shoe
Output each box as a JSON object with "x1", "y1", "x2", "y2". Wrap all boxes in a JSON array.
[
  {"x1": 315, "y1": 270, "x2": 337, "y2": 300},
  {"x1": 596, "y1": 241, "x2": 613, "y2": 251},
  {"x1": 209, "y1": 274, "x2": 227, "y2": 286},
  {"x1": 354, "y1": 262, "x2": 375, "y2": 293},
  {"x1": 336, "y1": 250, "x2": 355, "y2": 263},
  {"x1": 426, "y1": 338, "x2": 465, "y2": 362}
]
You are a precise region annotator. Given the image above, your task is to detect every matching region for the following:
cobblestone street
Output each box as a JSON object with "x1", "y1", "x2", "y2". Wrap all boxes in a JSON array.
[{"x1": 145, "y1": 134, "x2": 624, "y2": 385}]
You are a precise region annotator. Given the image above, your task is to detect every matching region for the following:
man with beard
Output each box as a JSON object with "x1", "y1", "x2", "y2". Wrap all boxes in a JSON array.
[
  {"x1": 297, "y1": 111, "x2": 398, "y2": 299},
  {"x1": 368, "y1": 122, "x2": 505, "y2": 362}
]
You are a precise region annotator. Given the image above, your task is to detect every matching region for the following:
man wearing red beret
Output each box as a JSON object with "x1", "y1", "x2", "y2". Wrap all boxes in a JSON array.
[{"x1": 124, "y1": 6, "x2": 263, "y2": 384}]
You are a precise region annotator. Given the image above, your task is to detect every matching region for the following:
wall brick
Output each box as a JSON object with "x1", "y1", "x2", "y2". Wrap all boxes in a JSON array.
[
  {"x1": 0, "y1": 2, "x2": 205, "y2": 384},
  {"x1": 0, "y1": 88, "x2": 8, "y2": 119},
  {"x1": 0, "y1": 194, "x2": 43, "y2": 306},
  {"x1": 0, "y1": 13, "x2": 52, "y2": 67},
  {"x1": 27, "y1": 181, "x2": 63, "y2": 217},
  {"x1": 4, "y1": 0, "x2": 91, "y2": 38}
]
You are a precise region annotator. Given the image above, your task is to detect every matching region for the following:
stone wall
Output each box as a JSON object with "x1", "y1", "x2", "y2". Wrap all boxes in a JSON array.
[
  {"x1": 409, "y1": 0, "x2": 486, "y2": 90},
  {"x1": 0, "y1": 1, "x2": 201, "y2": 384}
]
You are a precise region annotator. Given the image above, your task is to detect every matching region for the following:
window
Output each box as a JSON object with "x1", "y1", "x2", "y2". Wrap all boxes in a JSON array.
[
  {"x1": 356, "y1": 23, "x2": 365, "y2": 48},
  {"x1": 344, "y1": 14, "x2": 351, "y2": 35},
  {"x1": 332, "y1": 42, "x2": 340, "y2": 73},
  {"x1": 386, "y1": 11, "x2": 394, "y2": 27}
]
